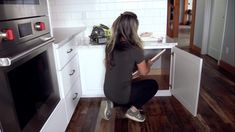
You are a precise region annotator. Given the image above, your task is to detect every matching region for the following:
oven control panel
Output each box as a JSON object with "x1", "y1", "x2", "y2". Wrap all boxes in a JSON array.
[{"x1": 0, "y1": 16, "x2": 50, "y2": 52}]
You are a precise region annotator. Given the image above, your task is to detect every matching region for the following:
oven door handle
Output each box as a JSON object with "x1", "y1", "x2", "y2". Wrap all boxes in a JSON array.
[{"x1": 0, "y1": 37, "x2": 54, "y2": 67}]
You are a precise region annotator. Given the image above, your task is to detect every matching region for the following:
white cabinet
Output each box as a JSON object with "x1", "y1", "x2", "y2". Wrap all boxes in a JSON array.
[
  {"x1": 78, "y1": 46, "x2": 106, "y2": 97},
  {"x1": 53, "y1": 36, "x2": 82, "y2": 126},
  {"x1": 40, "y1": 27, "x2": 85, "y2": 131},
  {"x1": 64, "y1": 79, "x2": 82, "y2": 120},
  {"x1": 59, "y1": 55, "x2": 80, "y2": 97},
  {"x1": 78, "y1": 43, "x2": 203, "y2": 117},
  {"x1": 55, "y1": 39, "x2": 77, "y2": 70}
]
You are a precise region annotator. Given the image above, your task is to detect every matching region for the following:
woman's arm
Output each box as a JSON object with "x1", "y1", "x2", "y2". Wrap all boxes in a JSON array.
[{"x1": 136, "y1": 59, "x2": 153, "y2": 76}]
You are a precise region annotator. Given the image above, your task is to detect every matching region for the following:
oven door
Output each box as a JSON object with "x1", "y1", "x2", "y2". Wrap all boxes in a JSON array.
[
  {"x1": 0, "y1": 38, "x2": 60, "y2": 132},
  {"x1": 0, "y1": 0, "x2": 48, "y2": 20}
]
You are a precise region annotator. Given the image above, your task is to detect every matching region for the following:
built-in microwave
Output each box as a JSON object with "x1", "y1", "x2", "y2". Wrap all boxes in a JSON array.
[{"x1": 0, "y1": 0, "x2": 48, "y2": 21}]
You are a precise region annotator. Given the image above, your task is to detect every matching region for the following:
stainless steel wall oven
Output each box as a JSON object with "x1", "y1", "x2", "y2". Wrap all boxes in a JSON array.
[
  {"x1": 0, "y1": 0, "x2": 60, "y2": 131},
  {"x1": 0, "y1": 0, "x2": 48, "y2": 21}
]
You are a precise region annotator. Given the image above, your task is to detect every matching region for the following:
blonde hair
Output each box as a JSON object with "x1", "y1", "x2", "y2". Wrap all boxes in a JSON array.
[{"x1": 105, "y1": 11, "x2": 143, "y2": 68}]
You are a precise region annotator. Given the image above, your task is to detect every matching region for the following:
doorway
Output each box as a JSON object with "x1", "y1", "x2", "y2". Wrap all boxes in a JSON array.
[
  {"x1": 167, "y1": 0, "x2": 196, "y2": 48},
  {"x1": 178, "y1": 0, "x2": 193, "y2": 47}
]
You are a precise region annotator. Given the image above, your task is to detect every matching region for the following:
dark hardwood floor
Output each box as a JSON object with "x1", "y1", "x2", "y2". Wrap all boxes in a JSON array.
[{"x1": 66, "y1": 51, "x2": 235, "y2": 132}]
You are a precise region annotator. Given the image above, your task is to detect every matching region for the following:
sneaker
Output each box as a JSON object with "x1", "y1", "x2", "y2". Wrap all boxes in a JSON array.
[
  {"x1": 100, "y1": 100, "x2": 113, "y2": 120},
  {"x1": 125, "y1": 108, "x2": 145, "y2": 122}
]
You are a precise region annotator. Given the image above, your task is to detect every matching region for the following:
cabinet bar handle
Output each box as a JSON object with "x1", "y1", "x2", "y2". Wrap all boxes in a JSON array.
[
  {"x1": 67, "y1": 48, "x2": 73, "y2": 53},
  {"x1": 69, "y1": 69, "x2": 76, "y2": 76},
  {"x1": 72, "y1": 93, "x2": 78, "y2": 100}
]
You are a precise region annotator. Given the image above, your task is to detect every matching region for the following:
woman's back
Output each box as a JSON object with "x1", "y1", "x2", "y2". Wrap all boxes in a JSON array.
[{"x1": 104, "y1": 42, "x2": 144, "y2": 104}]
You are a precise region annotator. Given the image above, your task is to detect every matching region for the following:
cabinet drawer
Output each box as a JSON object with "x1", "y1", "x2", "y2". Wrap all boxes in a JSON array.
[
  {"x1": 60, "y1": 55, "x2": 80, "y2": 96},
  {"x1": 56, "y1": 41, "x2": 77, "y2": 70},
  {"x1": 65, "y1": 80, "x2": 82, "y2": 121}
]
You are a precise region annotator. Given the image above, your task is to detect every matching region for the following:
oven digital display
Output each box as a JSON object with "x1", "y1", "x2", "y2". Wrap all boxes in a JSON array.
[
  {"x1": 18, "y1": 22, "x2": 33, "y2": 38},
  {"x1": 0, "y1": 0, "x2": 39, "y2": 5}
]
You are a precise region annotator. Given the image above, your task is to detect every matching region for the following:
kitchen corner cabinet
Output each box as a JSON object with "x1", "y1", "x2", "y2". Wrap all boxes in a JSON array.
[{"x1": 78, "y1": 39, "x2": 202, "y2": 116}]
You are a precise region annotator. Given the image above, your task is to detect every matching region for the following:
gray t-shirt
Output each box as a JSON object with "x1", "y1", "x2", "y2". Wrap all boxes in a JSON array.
[{"x1": 104, "y1": 43, "x2": 144, "y2": 104}]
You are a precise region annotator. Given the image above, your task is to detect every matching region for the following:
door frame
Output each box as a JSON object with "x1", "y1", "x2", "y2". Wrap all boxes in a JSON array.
[
  {"x1": 189, "y1": 0, "x2": 200, "y2": 52},
  {"x1": 183, "y1": 0, "x2": 188, "y2": 25}
]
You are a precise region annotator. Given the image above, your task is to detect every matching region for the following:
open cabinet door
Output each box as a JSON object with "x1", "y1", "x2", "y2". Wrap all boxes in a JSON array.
[{"x1": 171, "y1": 47, "x2": 203, "y2": 116}]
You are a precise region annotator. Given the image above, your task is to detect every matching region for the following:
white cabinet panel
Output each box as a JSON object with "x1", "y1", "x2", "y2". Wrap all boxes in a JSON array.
[
  {"x1": 78, "y1": 47, "x2": 106, "y2": 96},
  {"x1": 55, "y1": 41, "x2": 77, "y2": 70},
  {"x1": 59, "y1": 55, "x2": 80, "y2": 97},
  {"x1": 65, "y1": 80, "x2": 82, "y2": 121},
  {"x1": 40, "y1": 100, "x2": 67, "y2": 132},
  {"x1": 171, "y1": 47, "x2": 203, "y2": 116}
]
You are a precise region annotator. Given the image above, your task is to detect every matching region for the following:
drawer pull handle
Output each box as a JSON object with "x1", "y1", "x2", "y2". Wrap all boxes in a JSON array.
[
  {"x1": 67, "y1": 48, "x2": 73, "y2": 53},
  {"x1": 72, "y1": 93, "x2": 78, "y2": 100},
  {"x1": 69, "y1": 69, "x2": 76, "y2": 76}
]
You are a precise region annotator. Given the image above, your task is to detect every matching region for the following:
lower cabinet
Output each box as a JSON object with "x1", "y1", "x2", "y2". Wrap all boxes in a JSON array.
[
  {"x1": 40, "y1": 100, "x2": 67, "y2": 132},
  {"x1": 65, "y1": 79, "x2": 82, "y2": 121},
  {"x1": 78, "y1": 44, "x2": 203, "y2": 117},
  {"x1": 41, "y1": 39, "x2": 82, "y2": 131},
  {"x1": 58, "y1": 54, "x2": 81, "y2": 98},
  {"x1": 40, "y1": 80, "x2": 82, "y2": 132},
  {"x1": 78, "y1": 46, "x2": 106, "y2": 97}
]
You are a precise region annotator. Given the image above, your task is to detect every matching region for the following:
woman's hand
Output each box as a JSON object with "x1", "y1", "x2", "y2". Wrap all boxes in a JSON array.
[
  {"x1": 147, "y1": 59, "x2": 154, "y2": 67},
  {"x1": 132, "y1": 59, "x2": 153, "y2": 79},
  {"x1": 132, "y1": 71, "x2": 140, "y2": 79}
]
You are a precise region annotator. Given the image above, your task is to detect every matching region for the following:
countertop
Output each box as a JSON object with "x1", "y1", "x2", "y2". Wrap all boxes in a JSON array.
[
  {"x1": 52, "y1": 27, "x2": 86, "y2": 48},
  {"x1": 52, "y1": 27, "x2": 177, "y2": 49}
]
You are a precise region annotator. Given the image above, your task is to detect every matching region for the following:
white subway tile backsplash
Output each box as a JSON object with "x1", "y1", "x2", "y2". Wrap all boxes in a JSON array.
[{"x1": 48, "y1": 0, "x2": 167, "y2": 35}]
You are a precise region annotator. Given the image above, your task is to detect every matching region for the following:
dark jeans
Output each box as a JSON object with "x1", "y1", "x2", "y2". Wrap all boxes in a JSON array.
[{"x1": 114, "y1": 79, "x2": 158, "y2": 109}]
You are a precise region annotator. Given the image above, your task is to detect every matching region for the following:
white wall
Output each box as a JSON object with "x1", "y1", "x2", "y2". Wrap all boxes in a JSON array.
[
  {"x1": 48, "y1": 0, "x2": 167, "y2": 36},
  {"x1": 193, "y1": 0, "x2": 205, "y2": 48},
  {"x1": 221, "y1": 0, "x2": 235, "y2": 66}
]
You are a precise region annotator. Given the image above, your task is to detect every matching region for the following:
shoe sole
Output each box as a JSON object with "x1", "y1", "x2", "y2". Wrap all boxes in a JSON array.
[
  {"x1": 100, "y1": 101, "x2": 109, "y2": 120},
  {"x1": 125, "y1": 113, "x2": 145, "y2": 122}
]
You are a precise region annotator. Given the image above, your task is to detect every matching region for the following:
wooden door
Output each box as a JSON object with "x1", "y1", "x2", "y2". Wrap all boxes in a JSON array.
[{"x1": 171, "y1": 47, "x2": 203, "y2": 116}]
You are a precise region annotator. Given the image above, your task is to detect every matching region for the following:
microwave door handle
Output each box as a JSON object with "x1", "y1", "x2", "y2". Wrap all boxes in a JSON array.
[{"x1": 0, "y1": 37, "x2": 54, "y2": 67}]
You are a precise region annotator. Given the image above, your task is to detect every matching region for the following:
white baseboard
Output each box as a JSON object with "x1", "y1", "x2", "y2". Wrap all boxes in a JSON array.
[{"x1": 155, "y1": 90, "x2": 171, "y2": 96}]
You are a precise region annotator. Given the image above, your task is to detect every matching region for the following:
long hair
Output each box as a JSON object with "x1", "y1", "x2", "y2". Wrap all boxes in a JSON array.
[{"x1": 105, "y1": 11, "x2": 143, "y2": 68}]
